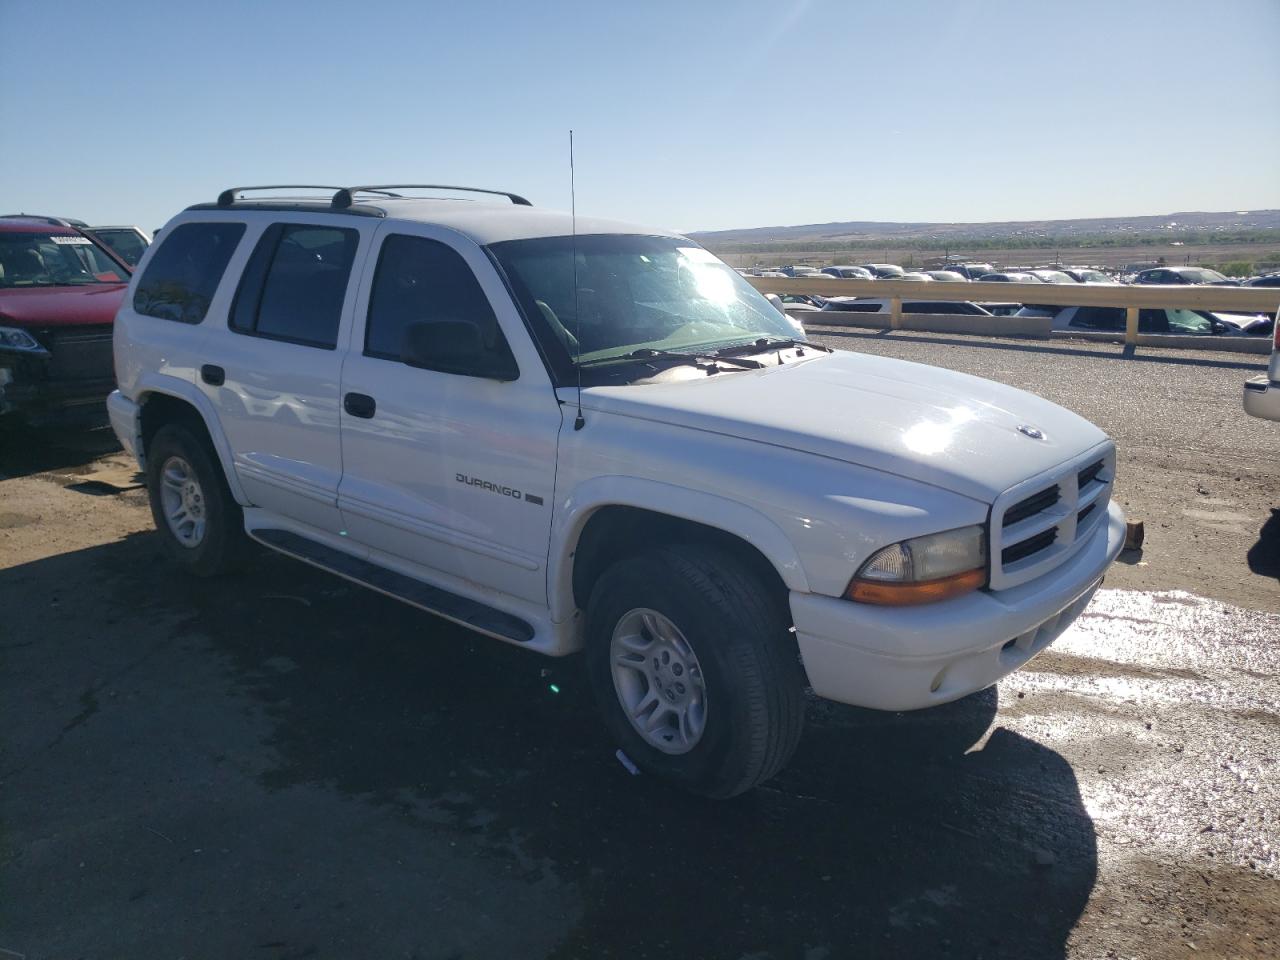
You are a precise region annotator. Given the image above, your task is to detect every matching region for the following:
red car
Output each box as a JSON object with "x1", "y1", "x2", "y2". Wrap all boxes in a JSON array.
[{"x1": 0, "y1": 215, "x2": 132, "y2": 424}]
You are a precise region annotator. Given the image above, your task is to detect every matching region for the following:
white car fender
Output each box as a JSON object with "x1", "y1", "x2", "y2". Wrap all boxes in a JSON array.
[
  {"x1": 134, "y1": 372, "x2": 251, "y2": 505},
  {"x1": 548, "y1": 475, "x2": 812, "y2": 625}
]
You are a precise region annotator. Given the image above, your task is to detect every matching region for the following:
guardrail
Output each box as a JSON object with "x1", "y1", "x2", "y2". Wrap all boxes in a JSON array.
[{"x1": 746, "y1": 276, "x2": 1280, "y2": 345}]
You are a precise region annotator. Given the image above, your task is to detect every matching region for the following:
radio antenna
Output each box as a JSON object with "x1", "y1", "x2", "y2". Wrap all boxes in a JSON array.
[{"x1": 570, "y1": 130, "x2": 585, "y2": 431}]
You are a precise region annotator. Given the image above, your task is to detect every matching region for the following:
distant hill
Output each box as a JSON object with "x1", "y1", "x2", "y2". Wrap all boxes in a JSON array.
[{"x1": 691, "y1": 210, "x2": 1280, "y2": 248}]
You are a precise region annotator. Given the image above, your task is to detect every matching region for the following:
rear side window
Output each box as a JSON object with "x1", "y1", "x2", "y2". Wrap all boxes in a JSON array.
[
  {"x1": 134, "y1": 222, "x2": 245, "y2": 323},
  {"x1": 822, "y1": 300, "x2": 881, "y2": 312},
  {"x1": 1071, "y1": 307, "x2": 1124, "y2": 330},
  {"x1": 364, "y1": 234, "x2": 510, "y2": 368},
  {"x1": 231, "y1": 224, "x2": 359, "y2": 349},
  {"x1": 903, "y1": 301, "x2": 984, "y2": 315}
]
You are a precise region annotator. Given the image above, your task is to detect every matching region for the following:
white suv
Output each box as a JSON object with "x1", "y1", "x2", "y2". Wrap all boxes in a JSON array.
[{"x1": 109, "y1": 184, "x2": 1125, "y2": 797}]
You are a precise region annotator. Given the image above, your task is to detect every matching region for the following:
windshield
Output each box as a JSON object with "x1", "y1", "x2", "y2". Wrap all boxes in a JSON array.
[
  {"x1": 489, "y1": 235, "x2": 799, "y2": 381},
  {"x1": 0, "y1": 231, "x2": 130, "y2": 288}
]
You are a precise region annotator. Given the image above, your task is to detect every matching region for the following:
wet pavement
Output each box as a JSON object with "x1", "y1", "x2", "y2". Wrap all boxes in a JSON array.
[{"x1": 2, "y1": 460, "x2": 1278, "y2": 958}]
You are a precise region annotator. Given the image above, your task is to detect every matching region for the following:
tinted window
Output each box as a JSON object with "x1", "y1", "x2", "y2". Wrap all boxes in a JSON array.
[
  {"x1": 231, "y1": 224, "x2": 358, "y2": 348},
  {"x1": 903, "y1": 301, "x2": 986, "y2": 315},
  {"x1": 135, "y1": 222, "x2": 245, "y2": 323},
  {"x1": 1070, "y1": 307, "x2": 1124, "y2": 330},
  {"x1": 365, "y1": 234, "x2": 512, "y2": 373},
  {"x1": 821, "y1": 300, "x2": 881, "y2": 312},
  {"x1": 94, "y1": 229, "x2": 148, "y2": 266}
]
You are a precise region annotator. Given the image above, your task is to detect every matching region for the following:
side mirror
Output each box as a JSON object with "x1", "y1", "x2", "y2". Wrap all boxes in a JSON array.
[
  {"x1": 400, "y1": 320, "x2": 518, "y2": 380},
  {"x1": 766, "y1": 293, "x2": 787, "y2": 315}
]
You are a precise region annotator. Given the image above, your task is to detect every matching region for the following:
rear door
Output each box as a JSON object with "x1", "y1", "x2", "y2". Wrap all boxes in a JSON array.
[
  {"x1": 198, "y1": 215, "x2": 375, "y2": 532},
  {"x1": 337, "y1": 223, "x2": 561, "y2": 606}
]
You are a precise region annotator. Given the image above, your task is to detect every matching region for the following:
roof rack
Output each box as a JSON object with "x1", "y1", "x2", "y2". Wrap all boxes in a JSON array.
[
  {"x1": 331, "y1": 184, "x2": 532, "y2": 208},
  {"x1": 1, "y1": 213, "x2": 89, "y2": 228},
  {"x1": 215, "y1": 185, "x2": 352, "y2": 207}
]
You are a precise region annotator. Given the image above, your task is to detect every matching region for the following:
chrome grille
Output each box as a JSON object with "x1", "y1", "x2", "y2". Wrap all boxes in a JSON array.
[
  {"x1": 1003, "y1": 485, "x2": 1060, "y2": 526},
  {"x1": 989, "y1": 444, "x2": 1115, "y2": 590}
]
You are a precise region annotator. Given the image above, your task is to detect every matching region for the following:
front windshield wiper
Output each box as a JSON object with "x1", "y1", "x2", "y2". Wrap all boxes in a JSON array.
[
  {"x1": 580, "y1": 348, "x2": 765, "y2": 370},
  {"x1": 716, "y1": 337, "x2": 832, "y2": 357}
]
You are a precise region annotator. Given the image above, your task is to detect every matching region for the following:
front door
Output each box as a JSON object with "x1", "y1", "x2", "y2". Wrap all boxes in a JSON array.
[{"x1": 337, "y1": 224, "x2": 561, "y2": 606}]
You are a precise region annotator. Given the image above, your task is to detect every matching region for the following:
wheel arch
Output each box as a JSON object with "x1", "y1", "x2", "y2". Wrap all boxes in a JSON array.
[
  {"x1": 550, "y1": 477, "x2": 810, "y2": 632},
  {"x1": 135, "y1": 378, "x2": 248, "y2": 504}
]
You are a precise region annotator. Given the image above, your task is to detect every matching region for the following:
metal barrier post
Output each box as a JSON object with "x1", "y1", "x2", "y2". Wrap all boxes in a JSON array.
[
  {"x1": 1125, "y1": 306, "x2": 1139, "y2": 345},
  {"x1": 890, "y1": 296, "x2": 902, "y2": 329}
]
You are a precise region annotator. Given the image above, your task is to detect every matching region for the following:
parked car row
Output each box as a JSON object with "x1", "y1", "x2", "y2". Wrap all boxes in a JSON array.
[
  {"x1": 744, "y1": 261, "x2": 1280, "y2": 287},
  {"x1": 784, "y1": 292, "x2": 1274, "y2": 339}
]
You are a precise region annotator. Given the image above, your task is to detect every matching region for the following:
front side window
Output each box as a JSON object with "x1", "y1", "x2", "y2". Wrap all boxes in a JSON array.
[
  {"x1": 134, "y1": 222, "x2": 244, "y2": 323},
  {"x1": 0, "y1": 231, "x2": 130, "y2": 289},
  {"x1": 489, "y1": 234, "x2": 799, "y2": 384},
  {"x1": 365, "y1": 234, "x2": 515, "y2": 377},
  {"x1": 93, "y1": 229, "x2": 148, "y2": 266},
  {"x1": 231, "y1": 224, "x2": 358, "y2": 348}
]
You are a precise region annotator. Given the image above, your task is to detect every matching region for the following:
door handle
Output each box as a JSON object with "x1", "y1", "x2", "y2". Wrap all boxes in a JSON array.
[
  {"x1": 344, "y1": 392, "x2": 376, "y2": 419},
  {"x1": 200, "y1": 364, "x2": 225, "y2": 386}
]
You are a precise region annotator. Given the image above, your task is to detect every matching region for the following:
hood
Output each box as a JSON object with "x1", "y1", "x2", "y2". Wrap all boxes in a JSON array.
[
  {"x1": 579, "y1": 351, "x2": 1109, "y2": 503},
  {"x1": 0, "y1": 283, "x2": 128, "y2": 328}
]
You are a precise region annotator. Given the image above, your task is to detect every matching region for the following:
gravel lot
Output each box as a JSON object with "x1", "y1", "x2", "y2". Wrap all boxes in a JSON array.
[{"x1": 2, "y1": 333, "x2": 1277, "y2": 959}]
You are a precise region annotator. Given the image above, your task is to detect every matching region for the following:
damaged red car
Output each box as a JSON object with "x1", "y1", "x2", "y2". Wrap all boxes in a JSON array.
[{"x1": 0, "y1": 216, "x2": 131, "y2": 424}]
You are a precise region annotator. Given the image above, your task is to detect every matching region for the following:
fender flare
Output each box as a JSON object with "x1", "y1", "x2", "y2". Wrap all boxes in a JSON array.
[
  {"x1": 134, "y1": 374, "x2": 250, "y2": 505},
  {"x1": 548, "y1": 475, "x2": 811, "y2": 623}
]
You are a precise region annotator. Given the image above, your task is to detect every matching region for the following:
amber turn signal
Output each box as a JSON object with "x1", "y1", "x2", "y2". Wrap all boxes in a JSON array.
[{"x1": 845, "y1": 567, "x2": 986, "y2": 606}]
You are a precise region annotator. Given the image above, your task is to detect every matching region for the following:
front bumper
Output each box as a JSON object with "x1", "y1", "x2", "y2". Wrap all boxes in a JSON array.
[
  {"x1": 0, "y1": 365, "x2": 115, "y2": 421},
  {"x1": 106, "y1": 390, "x2": 143, "y2": 462},
  {"x1": 791, "y1": 500, "x2": 1126, "y2": 711},
  {"x1": 1244, "y1": 375, "x2": 1280, "y2": 422}
]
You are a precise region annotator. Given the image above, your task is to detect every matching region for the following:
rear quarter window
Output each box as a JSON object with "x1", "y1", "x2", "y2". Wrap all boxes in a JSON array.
[{"x1": 134, "y1": 222, "x2": 246, "y2": 324}]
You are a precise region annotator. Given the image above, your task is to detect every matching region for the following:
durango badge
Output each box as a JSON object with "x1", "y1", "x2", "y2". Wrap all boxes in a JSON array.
[{"x1": 456, "y1": 473, "x2": 543, "y2": 505}]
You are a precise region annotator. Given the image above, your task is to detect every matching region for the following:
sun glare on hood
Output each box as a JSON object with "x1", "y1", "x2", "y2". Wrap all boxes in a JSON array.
[{"x1": 902, "y1": 406, "x2": 977, "y2": 456}]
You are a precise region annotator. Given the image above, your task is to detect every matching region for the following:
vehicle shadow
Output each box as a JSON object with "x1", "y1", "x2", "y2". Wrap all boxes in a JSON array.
[
  {"x1": 2, "y1": 535, "x2": 1097, "y2": 959},
  {"x1": 0, "y1": 421, "x2": 121, "y2": 479},
  {"x1": 1246, "y1": 509, "x2": 1280, "y2": 582}
]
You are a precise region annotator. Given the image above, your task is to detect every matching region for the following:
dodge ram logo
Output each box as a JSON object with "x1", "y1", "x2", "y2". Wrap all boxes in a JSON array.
[{"x1": 1017, "y1": 424, "x2": 1045, "y2": 440}]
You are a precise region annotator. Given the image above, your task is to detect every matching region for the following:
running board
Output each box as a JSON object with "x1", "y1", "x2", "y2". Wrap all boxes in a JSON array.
[{"x1": 250, "y1": 528, "x2": 535, "y2": 643}]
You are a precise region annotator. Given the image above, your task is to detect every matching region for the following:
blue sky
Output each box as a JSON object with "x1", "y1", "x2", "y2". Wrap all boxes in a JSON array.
[{"x1": 2, "y1": 0, "x2": 1277, "y2": 233}]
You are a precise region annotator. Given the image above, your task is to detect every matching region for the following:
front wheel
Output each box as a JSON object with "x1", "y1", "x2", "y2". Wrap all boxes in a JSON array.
[{"x1": 585, "y1": 545, "x2": 805, "y2": 798}]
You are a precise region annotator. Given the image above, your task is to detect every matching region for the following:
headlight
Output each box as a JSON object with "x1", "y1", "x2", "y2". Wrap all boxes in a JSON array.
[
  {"x1": 845, "y1": 524, "x2": 987, "y2": 605},
  {"x1": 0, "y1": 325, "x2": 47, "y2": 356}
]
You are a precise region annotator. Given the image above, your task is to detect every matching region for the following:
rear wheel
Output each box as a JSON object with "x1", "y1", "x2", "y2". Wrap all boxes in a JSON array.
[
  {"x1": 585, "y1": 544, "x2": 805, "y2": 798},
  {"x1": 146, "y1": 423, "x2": 248, "y2": 577}
]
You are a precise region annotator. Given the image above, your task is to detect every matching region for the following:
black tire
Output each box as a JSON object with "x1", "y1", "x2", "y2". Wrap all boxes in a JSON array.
[
  {"x1": 146, "y1": 422, "x2": 248, "y2": 577},
  {"x1": 585, "y1": 544, "x2": 805, "y2": 798}
]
